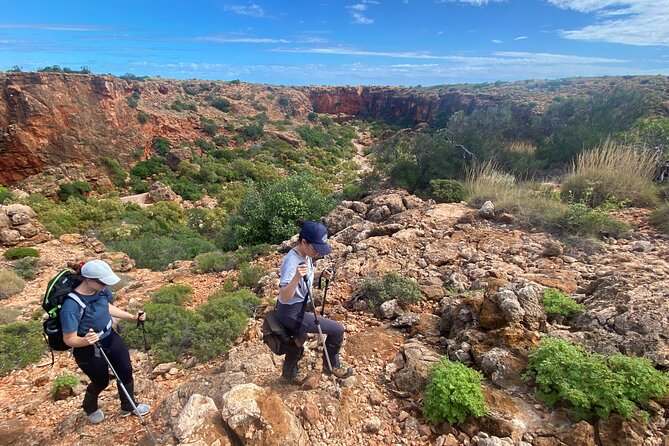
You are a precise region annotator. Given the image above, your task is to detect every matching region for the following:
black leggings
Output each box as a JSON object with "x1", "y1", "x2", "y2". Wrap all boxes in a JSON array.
[{"x1": 73, "y1": 330, "x2": 136, "y2": 414}]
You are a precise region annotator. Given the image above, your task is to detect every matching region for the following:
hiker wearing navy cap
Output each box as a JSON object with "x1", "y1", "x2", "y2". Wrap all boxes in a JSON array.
[
  {"x1": 276, "y1": 220, "x2": 354, "y2": 384},
  {"x1": 60, "y1": 259, "x2": 150, "y2": 424}
]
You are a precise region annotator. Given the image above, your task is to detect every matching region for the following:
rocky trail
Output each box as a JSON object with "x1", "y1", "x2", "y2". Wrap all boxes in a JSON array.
[{"x1": 1, "y1": 191, "x2": 669, "y2": 446}]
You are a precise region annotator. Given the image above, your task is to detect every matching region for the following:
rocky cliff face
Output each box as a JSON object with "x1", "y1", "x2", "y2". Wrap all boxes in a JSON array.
[{"x1": 302, "y1": 85, "x2": 501, "y2": 124}]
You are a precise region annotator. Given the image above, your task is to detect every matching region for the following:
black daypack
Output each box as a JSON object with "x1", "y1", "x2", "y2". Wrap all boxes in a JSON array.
[{"x1": 42, "y1": 269, "x2": 85, "y2": 352}]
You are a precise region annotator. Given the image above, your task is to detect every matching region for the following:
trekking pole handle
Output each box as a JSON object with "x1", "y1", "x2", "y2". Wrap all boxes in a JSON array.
[{"x1": 137, "y1": 311, "x2": 145, "y2": 328}]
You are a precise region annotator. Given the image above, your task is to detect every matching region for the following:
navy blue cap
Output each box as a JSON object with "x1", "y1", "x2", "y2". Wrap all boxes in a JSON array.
[{"x1": 300, "y1": 221, "x2": 332, "y2": 255}]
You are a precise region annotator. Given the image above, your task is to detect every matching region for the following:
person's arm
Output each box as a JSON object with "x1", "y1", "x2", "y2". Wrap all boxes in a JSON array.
[
  {"x1": 279, "y1": 263, "x2": 308, "y2": 303},
  {"x1": 63, "y1": 329, "x2": 99, "y2": 348},
  {"x1": 109, "y1": 304, "x2": 145, "y2": 322}
]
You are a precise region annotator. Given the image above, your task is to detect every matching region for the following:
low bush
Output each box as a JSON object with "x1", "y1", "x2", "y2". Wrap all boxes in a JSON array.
[
  {"x1": 357, "y1": 273, "x2": 422, "y2": 311},
  {"x1": 542, "y1": 288, "x2": 585, "y2": 316},
  {"x1": 557, "y1": 202, "x2": 629, "y2": 238},
  {"x1": 59, "y1": 181, "x2": 92, "y2": 202},
  {"x1": 211, "y1": 98, "x2": 231, "y2": 112},
  {"x1": 0, "y1": 186, "x2": 14, "y2": 204},
  {"x1": 3, "y1": 247, "x2": 39, "y2": 260},
  {"x1": 524, "y1": 338, "x2": 669, "y2": 421},
  {"x1": 0, "y1": 307, "x2": 20, "y2": 325},
  {"x1": 108, "y1": 229, "x2": 215, "y2": 270},
  {"x1": 423, "y1": 357, "x2": 488, "y2": 424},
  {"x1": 237, "y1": 265, "x2": 267, "y2": 290},
  {"x1": 137, "y1": 112, "x2": 149, "y2": 124},
  {"x1": 99, "y1": 157, "x2": 127, "y2": 187},
  {"x1": 152, "y1": 284, "x2": 192, "y2": 306},
  {"x1": 650, "y1": 203, "x2": 669, "y2": 235},
  {"x1": 429, "y1": 179, "x2": 466, "y2": 203},
  {"x1": 0, "y1": 321, "x2": 45, "y2": 375},
  {"x1": 0, "y1": 269, "x2": 25, "y2": 300},
  {"x1": 50, "y1": 373, "x2": 80, "y2": 399},
  {"x1": 13, "y1": 257, "x2": 38, "y2": 280},
  {"x1": 121, "y1": 289, "x2": 259, "y2": 364}
]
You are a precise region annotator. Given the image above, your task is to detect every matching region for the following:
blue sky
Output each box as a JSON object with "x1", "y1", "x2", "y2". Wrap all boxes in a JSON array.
[{"x1": 1, "y1": 0, "x2": 668, "y2": 86}]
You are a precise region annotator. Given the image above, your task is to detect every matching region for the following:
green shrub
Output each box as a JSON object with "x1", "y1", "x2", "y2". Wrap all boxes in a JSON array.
[
  {"x1": 127, "y1": 96, "x2": 138, "y2": 108},
  {"x1": 50, "y1": 373, "x2": 80, "y2": 399},
  {"x1": 542, "y1": 288, "x2": 585, "y2": 316},
  {"x1": 152, "y1": 284, "x2": 193, "y2": 306},
  {"x1": 0, "y1": 321, "x2": 45, "y2": 375},
  {"x1": 193, "y1": 251, "x2": 235, "y2": 273},
  {"x1": 650, "y1": 203, "x2": 669, "y2": 235},
  {"x1": 237, "y1": 265, "x2": 267, "y2": 290},
  {"x1": 201, "y1": 119, "x2": 219, "y2": 136},
  {"x1": 242, "y1": 123, "x2": 264, "y2": 139},
  {"x1": 223, "y1": 175, "x2": 335, "y2": 248},
  {"x1": 0, "y1": 269, "x2": 25, "y2": 300},
  {"x1": 13, "y1": 257, "x2": 38, "y2": 280},
  {"x1": 108, "y1": 229, "x2": 215, "y2": 270},
  {"x1": 307, "y1": 112, "x2": 319, "y2": 122},
  {"x1": 3, "y1": 247, "x2": 39, "y2": 260},
  {"x1": 557, "y1": 202, "x2": 629, "y2": 238},
  {"x1": 121, "y1": 289, "x2": 258, "y2": 364},
  {"x1": 59, "y1": 181, "x2": 92, "y2": 202},
  {"x1": 171, "y1": 100, "x2": 197, "y2": 112},
  {"x1": 357, "y1": 273, "x2": 422, "y2": 311},
  {"x1": 152, "y1": 137, "x2": 171, "y2": 156},
  {"x1": 524, "y1": 338, "x2": 669, "y2": 421},
  {"x1": 191, "y1": 290, "x2": 260, "y2": 361},
  {"x1": 423, "y1": 357, "x2": 488, "y2": 424},
  {"x1": 0, "y1": 186, "x2": 14, "y2": 204},
  {"x1": 342, "y1": 183, "x2": 363, "y2": 201},
  {"x1": 137, "y1": 112, "x2": 149, "y2": 124},
  {"x1": 211, "y1": 98, "x2": 231, "y2": 112},
  {"x1": 429, "y1": 179, "x2": 466, "y2": 203},
  {"x1": 122, "y1": 302, "x2": 202, "y2": 363},
  {"x1": 99, "y1": 157, "x2": 128, "y2": 187}
]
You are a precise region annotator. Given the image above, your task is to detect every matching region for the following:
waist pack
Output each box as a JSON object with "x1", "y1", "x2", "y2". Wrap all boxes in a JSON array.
[{"x1": 262, "y1": 310, "x2": 298, "y2": 355}]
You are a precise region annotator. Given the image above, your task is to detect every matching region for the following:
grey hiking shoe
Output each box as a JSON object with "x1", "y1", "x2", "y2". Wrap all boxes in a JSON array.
[
  {"x1": 87, "y1": 409, "x2": 105, "y2": 424},
  {"x1": 120, "y1": 403, "x2": 150, "y2": 417}
]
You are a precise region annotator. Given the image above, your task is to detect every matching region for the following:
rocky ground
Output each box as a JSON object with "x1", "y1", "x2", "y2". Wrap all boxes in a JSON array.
[{"x1": 1, "y1": 191, "x2": 669, "y2": 446}]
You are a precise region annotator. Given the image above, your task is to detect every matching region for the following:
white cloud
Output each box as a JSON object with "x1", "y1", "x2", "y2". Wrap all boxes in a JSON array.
[
  {"x1": 224, "y1": 3, "x2": 268, "y2": 18},
  {"x1": 492, "y1": 39, "x2": 503, "y2": 43},
  {"x1": 514, "y1": 36, "x2": 528, "y2": 40},
  {"x1": 547, "y1": 0, "x2": 669, "y2": 46},
  {"x1": 346, "y1": 2, "x2": 377, "y2": 24}
]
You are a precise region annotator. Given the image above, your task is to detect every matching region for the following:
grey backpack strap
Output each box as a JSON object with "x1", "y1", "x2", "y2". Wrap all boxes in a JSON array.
[{"x1": 67, "y1": 292, "x2": 87, "y2": 318}]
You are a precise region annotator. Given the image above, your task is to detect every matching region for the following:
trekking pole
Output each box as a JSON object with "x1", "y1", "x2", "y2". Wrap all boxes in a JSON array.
[
  {"x1": 301, "y1": 272, "x2": 341, "y2": 397},
  {"x1": 136, "y1": 311, "x2": 158, "y2": 401},
  {"x1": 318, "y1": 264, "x2": 334, "y2": 317},
  {"x1": 95, "y1": 340, "x2": 159, "y2": 445}
]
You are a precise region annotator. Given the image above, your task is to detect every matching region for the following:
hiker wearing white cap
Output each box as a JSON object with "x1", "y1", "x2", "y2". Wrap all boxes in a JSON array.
[{"x1": 60, "y1": 259, "x2": 150, "y2": 424}]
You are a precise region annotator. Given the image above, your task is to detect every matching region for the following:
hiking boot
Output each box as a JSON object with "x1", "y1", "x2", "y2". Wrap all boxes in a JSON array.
[
  {"x1": 120, "y1": 403, "x2": 151, "y2": 417},
  {"x1": 87, "y1": 409, "x2": 105, "y2": 424},
  {"x1": 281, "y1": 367, "x2": 309, "y2": 385},
  {"x1": 323, "y1": 364, "x2": 354, "y2": 379}
]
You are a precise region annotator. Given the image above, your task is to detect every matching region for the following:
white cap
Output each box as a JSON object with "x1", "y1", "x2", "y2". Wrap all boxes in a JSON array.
[{"x1": 81, "y1": 259, "x2": 120, "y2": 286}]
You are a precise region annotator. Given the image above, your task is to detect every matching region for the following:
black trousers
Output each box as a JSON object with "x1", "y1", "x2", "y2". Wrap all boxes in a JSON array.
[
  {"x1": 276, "y1": 301, "x2": 345, "y2": 366},
  {"x1": 73, "y1": 330, "x2": 136, "y2": 414}
]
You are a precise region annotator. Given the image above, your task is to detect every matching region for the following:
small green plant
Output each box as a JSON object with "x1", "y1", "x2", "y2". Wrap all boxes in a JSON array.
[
  {"x1": 0, "y1": 321, "x2": 45, "y2": 375},
  {"x1": 650, "y1": 203, "x2": 669, "y2": 235},
  {"x1": 0, "y1": 186, "x2": 14, "y2": 204},
  {"x1": 3, "y1": 247, "x2": 39, "y2": 260},
  {"x1": 13, "y1": 257, "x2": 38, "y2": 280},
  {"x1": 152, "y1": 137, "x2": 171, "y2": 156},
  {"x1": 357, "y1": 272, "x2": 422, "y2": 311},
  {"x1": 429, "y1": 179, "x2": 466, "y2": 203},
  {"x1": 99, "y1": 157, "x2": 127, "y2": 187},
  {"x1": 152, "y1": 284, "x2": 193, "y2": 306},
  {"x1": 0, "y1": 269, "x2": 25, "y2": 300},
  {"x1": 423, "y1": 357, "x2": 488, "y2": 424},
  {"x1": 0, "y1": 307, "x2": 20, "y2": 325},
  {"x1": 237, "y1": 265, "x2": 267, "y2": 290},
  {"x1": 50, "y1": 373, "x2": 80, "y2": 399},
  {"x1": 211, "y1": 97, "x2": 231, "y2": 112},
  {"x1": 524, "y1": 338, "x2": 669, "y2": 421},
  {"x1": 137, "y1": 111, "x2": 149, "y2": 124},
  {"x1": 542, "y1": 288, "x2": 585, "y2": 316}
]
